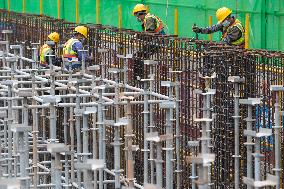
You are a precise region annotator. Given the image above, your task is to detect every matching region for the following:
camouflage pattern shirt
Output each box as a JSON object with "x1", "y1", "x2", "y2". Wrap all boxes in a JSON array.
[{"x1": 199, "y1": 18, "x2": 243, "y2": 45}]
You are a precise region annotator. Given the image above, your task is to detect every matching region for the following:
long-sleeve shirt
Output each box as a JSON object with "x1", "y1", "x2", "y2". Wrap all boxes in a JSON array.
[
  {"x1": 71, "y1": 39, "x2": 83, "y2": 61},
  {"x1": 199, "y1": 20, "x2": 243, "y2": 45}
]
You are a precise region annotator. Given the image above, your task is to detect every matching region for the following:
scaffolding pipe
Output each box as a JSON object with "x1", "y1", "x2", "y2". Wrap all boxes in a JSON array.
[
  {"x1": 142, "y1": 81, "x2": 149, "y2": 185},
  {"x1": 233, "y1": 82, "x2": 241, "y2": 189},
  {"x1": 273, "y1": 91, "x2": 281, "y2": 189}
]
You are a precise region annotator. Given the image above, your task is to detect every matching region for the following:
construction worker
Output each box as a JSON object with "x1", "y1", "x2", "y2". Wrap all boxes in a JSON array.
[
  {"x1": 62, "y1": 25, "x2": 88, "y2": 71},
  {"x1": 39, "y1": 32, "x2": 61, "y2": 67},
  {"x1": 132, "y1": 4, "x2": 166, "y2": 81},
  {"x1": 133, "y1": 4, "x2": 166, "y2": 34},
  {"x1": 192, "y1": 7, "x2": 245, "y2": 47}
]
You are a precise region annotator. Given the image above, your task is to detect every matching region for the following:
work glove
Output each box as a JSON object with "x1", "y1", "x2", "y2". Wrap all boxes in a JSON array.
[{"x1": 192, "y1": 25, "x2": 201, "y2": 33}]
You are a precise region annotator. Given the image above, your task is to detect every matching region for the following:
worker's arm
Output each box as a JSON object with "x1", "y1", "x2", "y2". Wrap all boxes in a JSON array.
[
  {"x1": 221, "y1": 25, "x2": 242, "y2": 45},
  {"x1": 72, "y1": 41, "x2": 83, "y2": 61},
  {"x1": 144, "y1": 17, "x2": 157, "y2": 32},
  {"x1": 199, "y1": 24, "x2": 223, "y2": 34},
  {"x1": 192, "y1": 24, "x2": 222, "y2": 34}
]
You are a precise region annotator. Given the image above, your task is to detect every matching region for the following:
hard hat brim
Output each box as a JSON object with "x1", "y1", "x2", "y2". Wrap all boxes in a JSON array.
[
  {"x1": 217, "y1": 10, "x2": 232, "y2": 24},
  {"x1": 48, "y1": 35, "x2": 59, "y2": 43}
]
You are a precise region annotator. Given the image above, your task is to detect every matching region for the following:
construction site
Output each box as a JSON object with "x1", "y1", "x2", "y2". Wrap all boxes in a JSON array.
[{"x1": 0, "y1": 0, "x2": 283, "y2": 189}]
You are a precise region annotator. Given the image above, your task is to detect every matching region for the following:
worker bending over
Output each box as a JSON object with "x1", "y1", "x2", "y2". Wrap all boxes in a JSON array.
[
  {"x1": 133, "y1": 4, "x2": 166, "y2": 34},
  {"x1": 40, "y1": 32, "x2": 61, "y2": 67},
  {"x1": 132, "y1": 4, "x2": 166, "y2": 80}
]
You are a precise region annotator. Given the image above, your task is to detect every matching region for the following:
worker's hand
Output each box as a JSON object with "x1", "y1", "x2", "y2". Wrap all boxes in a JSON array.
[{"x1": 192, "y1": 25, "x2": 201, "y2": 33}]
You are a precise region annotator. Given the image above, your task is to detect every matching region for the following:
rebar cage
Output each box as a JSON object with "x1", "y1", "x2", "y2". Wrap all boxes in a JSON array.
[{"x1": 0, "y1": 9, "x2": 283, "y2": 189}]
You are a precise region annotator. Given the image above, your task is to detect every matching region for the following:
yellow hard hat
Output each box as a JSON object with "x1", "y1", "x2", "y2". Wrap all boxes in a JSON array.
[
  {"x1": 74, "y1": 26, "x2": 88, "y2": 38},
  {"x1": 133, "y1": 4, "x2": 147, "y2": 16},
  {"x1": 216, "y1": 7, "x2": 232, "y2": 23},
  {"x1": 48, "y1": 32, "x2": 59, "y2": 43}
]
